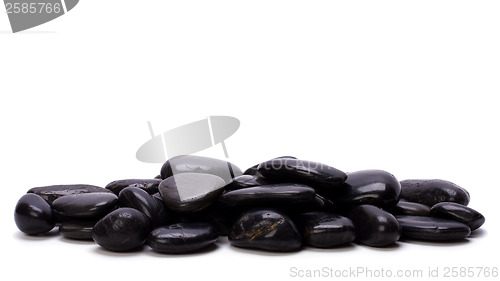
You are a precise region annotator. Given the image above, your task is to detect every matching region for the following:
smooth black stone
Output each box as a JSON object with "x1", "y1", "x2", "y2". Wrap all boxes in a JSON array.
[
  {"x1": 390, "y1": 201, "x2": 430, "y2": 216},
  {"x1": 430, "y1": 202, "x2": 485, "y2": 230},
  {"x1": 14, "y1": 193, "x2": 56, "y2": 235},
  {"x1": 159, "y1": 173, "x2": 226, "y2": 213},
  {"x1": 118, "y1": 187, "x2": 169, "y2": 227},
  {"x1": 228, "y1": 208, "x2": 302, "y2": 252},
  {"x1": 52, "y1": 193, "x2": 118, "y2": 219},
  {"x1": 219, "y1": 183, "x2": 316, "y2": 207},
  {"x1": 92, "y1": 208, "x2": 151, "y2": 252},
  {"x1": 396, "y1": 215, "x2": 471, "y2": 241},
  {"x1": 337, "y1": 170, "x2": 401, "y2": 209},
  {"x1": 400, "y1": 179, "x2": 470, "y2": 206},
  {"x1": 348, "y1": 205, "x2": 401, "y2": 247},
  {"x1": 160, "y1": 155, "x2": 242, "y2": 183},
  {"x1": 27, "y1": 184, "x2": 112, "y2": 205},
  {"x1": 223, "y1": 175, "x2": 270, "y2": 192},
  {"x1": 147, "y1": 223, "x2": 219, "y2": 253},
  {"x1": 105, "y1": 179, "x2": 161, "y2": 195},
  {"x1": 59, "y1": 220, "x2": 96, "y2": 240},
  {"x1": 295, "y1": 212, "x2": 355, "y2": 248}
]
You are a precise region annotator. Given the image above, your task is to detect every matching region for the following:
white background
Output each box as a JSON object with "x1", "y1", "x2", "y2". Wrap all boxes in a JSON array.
[{"x1": 1, "y1": 1, "x2": 499, "y2": 280}]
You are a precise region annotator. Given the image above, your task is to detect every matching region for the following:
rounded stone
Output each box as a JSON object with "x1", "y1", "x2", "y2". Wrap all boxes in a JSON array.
[
  {"x1": 219, "y1": 183, "x2": 316, "y2": 207},
  {"x1": 14, "y1": 193, "x2": 56, "y2": 235},
  {"x1": 337, "y1": 170, "x2": 401, "y2": 209},
  {"x1": 295, "y1": 211, "x2": 355, "y2": 248},
  {"x1": 159, "y1": 173, "x2": 226, "y2": 213},
  {"x1": 396, "y1": 215, "x2": 471, "y2": 241},
  {"x1": 92, "y1": 208, "x2": 151, "y2": 252},
  {"x1": 59, "y1": 220, "x2": 96, "y2": 240},
  {"x1": 430, "y1": 202, "x2": 485, "y2": 230},
  {"x1": 147, "y1": 222, "x2": 219, "y2": 253},
  {"x1": 229, "y1": 208, "x2": 302, "y2": 252},
  {"x1": 390, "y1": 201, "x2": 430, "y2": 217},
  {"x1": 118, "y1": 186, "x2": 169, "y2": 227},
  {"x1": 105, "y1": 179, "x2": 161, "y2": 195},
  {"x1": 400, "y1": 179, "x2": 470, "y2": 206},
  {"x1": 52, "y1": 192, "x2": 118, "y2": 219},
  {"x1": 160, "y1": 155, "x2": 242, "y2": 184},
  {"x1": 348, "y1": 205, "x2": 401, "y2": 247},
  {"x1": 27, "y1": 184, "x2": 111, "y2": 205}
]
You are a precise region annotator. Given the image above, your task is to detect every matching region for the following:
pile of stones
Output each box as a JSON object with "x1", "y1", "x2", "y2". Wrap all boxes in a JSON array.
[{"x1": 14, "y1": 155, "x2": 485, "y2": 253}]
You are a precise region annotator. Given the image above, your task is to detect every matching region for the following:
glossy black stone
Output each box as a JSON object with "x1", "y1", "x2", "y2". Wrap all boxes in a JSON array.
[
  {"x1": 223, "y1": 175, "x2": 270, "y2": 192},
  {"x1": 400, "y1": 179, "x2": 470, "y2": 206},
  {"x1": 147, "y1": 222, "x2": 219, "y2": 253},
  {"x1": 118, "y1": 186, "x2": 169, "y2": 227},
  {"x1": 396, "y1": 215, "x2": 471, "y2": 241},
  {"x1": 295, "y1": 212, "x2": 355, "y2": 248},
  {"x1": 92, "y1": 208, "x2": 151, "y2": 252},
  {"x1": 390, "y1": 201, "x2": 430, "y2": 216},
  {"x1": 337, "y1": 170, "x2": 401, "y2": 209},
  {"x1": 257, "y1": 158, "x2": 347, "y2": 191},
  {"x1": 159, "y1": 173, "x2": 226, "y2": 213},
  {"x1": 348, "y1": 205, "x2": 401, "y2": 247},
  {"x1": 229, "y1": 208, "x2": 302, "y2": 252},
  {"x1": 59, "y1": 220, "x2": 96, "y2": 240},
  {"x1": 160, "y1": 155, "x2": 242, "y2": 183},
  {"x1": 52, "y1": 193, "x2": 118, "y2": 219},
  {"x1": 105, "y1": 179, "x2": 161, "y2": 195},
  {"x1": 219, "y1": 183, "x2": 316, "y2": 207},
  {"x1": 28, "y1": 184, "x2": 112, "y2": 205},
  {"x1": 14, "y1": 193, "x2": 56, "y2": 235},
  {"x1": 430, "y1": 202, "x2": 485, "y2": 230}
]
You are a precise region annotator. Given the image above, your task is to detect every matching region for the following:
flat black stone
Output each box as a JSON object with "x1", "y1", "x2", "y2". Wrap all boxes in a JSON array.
[
  {"x1": 105, "y1": 179, "x2": 161, "y2": 195},
  {"x1": 228, "y1": 208, "x2": 302, "y2": 252},
  {"x1": 430, "y1": 202, "x2": 485, "y2": 230},
  {"x1": 223, "y1": 175, "x2": 270, "y2": 192},
  {"x1": 160, "y1": 155, "x2": 242, "y2": 183},
  {"x1": 159, "y1": 173, "x2": 226, "y2": 213},
  {"x1": 14, "y1": 193, "x2": 55, "y2": 235},
  {"x1": 396, "y1": 215, "x2": 471, "y2": 241},
  {"x1": 92, "y1": 208, "x2": 151, "y2": 252},
  {"x1": 118, "y1": 186, "x2": 169, "y2": 227},
  {"x1": 59, "y1": 220, "x2": 96, "y2": 240},
  {"x1": 400, "y1": 179, "x2": 470, "y2": 206},
  {"x1": 27, "y1": 184, "x2": 112, "y2": 205},
  {"x1": 295, "y1": 211, "x2": 355, "y2": 248},
  {"x1": 348, "y1": 205, "x2": 401, "y2": 247},
  {"x1": 219, "y1": 183, "x2": 316, "y2": 207},
  {"x1": 337, "y1": 170, "x2": 401, "y2": 209},
  {"x1": 257, "y1": 158, "x2": 346, "y2": 189},
  {"x1": 52, "y1": 193, "x2": 118, "y2": 219},
  {"x1": 390, "y1": 201, "x2": 430, "y2": 216},
  {"x1": 147, "y1": 222, "x2": 219, "y2": 253}
]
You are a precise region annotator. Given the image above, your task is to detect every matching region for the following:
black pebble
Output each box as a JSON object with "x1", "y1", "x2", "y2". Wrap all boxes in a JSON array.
[
  {"x1": 14, "y1": 193, "x2": 56, "y2": 235},
  {"x1": 92, "y1": 208, "x2": 151, "y2": 252},
  {"x1": 396, "y1": 215, "x2": 471, "y2": 241},
  {"x1": 52, "y1": 193, "x2": 118, "y2": 219},
  {"x1": 390, "y1": 201, "x2": 430, "y2": 216},
  {"x1": 59, "y1": 220, "x2": 96, "y2": 240},
  {"x1": 430, "y1": 202, "x2": 485, "y2": 230},
  {"x1": 348, "y1": 205, "x2": 401, "y2": 247},
  {"x1": 229, "y1": 208, "x2": 302, "y2": 252},
  {"x1": 27, "y1": 184, "x2": 112, "y2": 205},
  {"x1": 400, "y1": 179, "x2": 470, "y2": 206},
  {"x1": 147, "y1": 222, "x2": 219, "y2": 253},
  {"x1": 295, "y1": 211, "x2": 355, "y2": 248},
  {"x1": 118, "y1": 186, "x2": 169, "y2": 227}
]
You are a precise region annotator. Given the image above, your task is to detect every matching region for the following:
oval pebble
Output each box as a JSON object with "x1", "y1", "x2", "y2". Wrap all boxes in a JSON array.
[
  {"x1": 396, "y1": 215, "x2": 471, "y2": 241},
  {"x1": 92, "y1": 208, "x2": 151, "y2": 252},
  {"x1": 229, "y1": 208, "x2": 302, "y2": 252},
  {"x1": 147, "y1": 222, "x2": 219, "y2": 253},
  {"x1": 348, "y1": 205, "x2": 401, "y2": 247},
  {"x1": 430, "y1": 202, "x2": 485, "y2": 230},
  {"x1": 59, "y1": 220, "x2": 96, "y2": 240},
  {"x1": 295, "y1": 211, "x2": 355, "y2": 248},
  {"x1": 52, "y1": 193, "x2": 118, "y2": 219},
  {"x1": 14, "y1": 193, "x2": 56, "y2": 235},
  {"x1": 118, "y1": 186, "x2": 169, "y2": 227},
  {"x1": 400, "y1": 179, "x2": 470, "y2": 206},
  {"x1": 27, "y1": 184, "x2": 111, "y2": 205}
]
